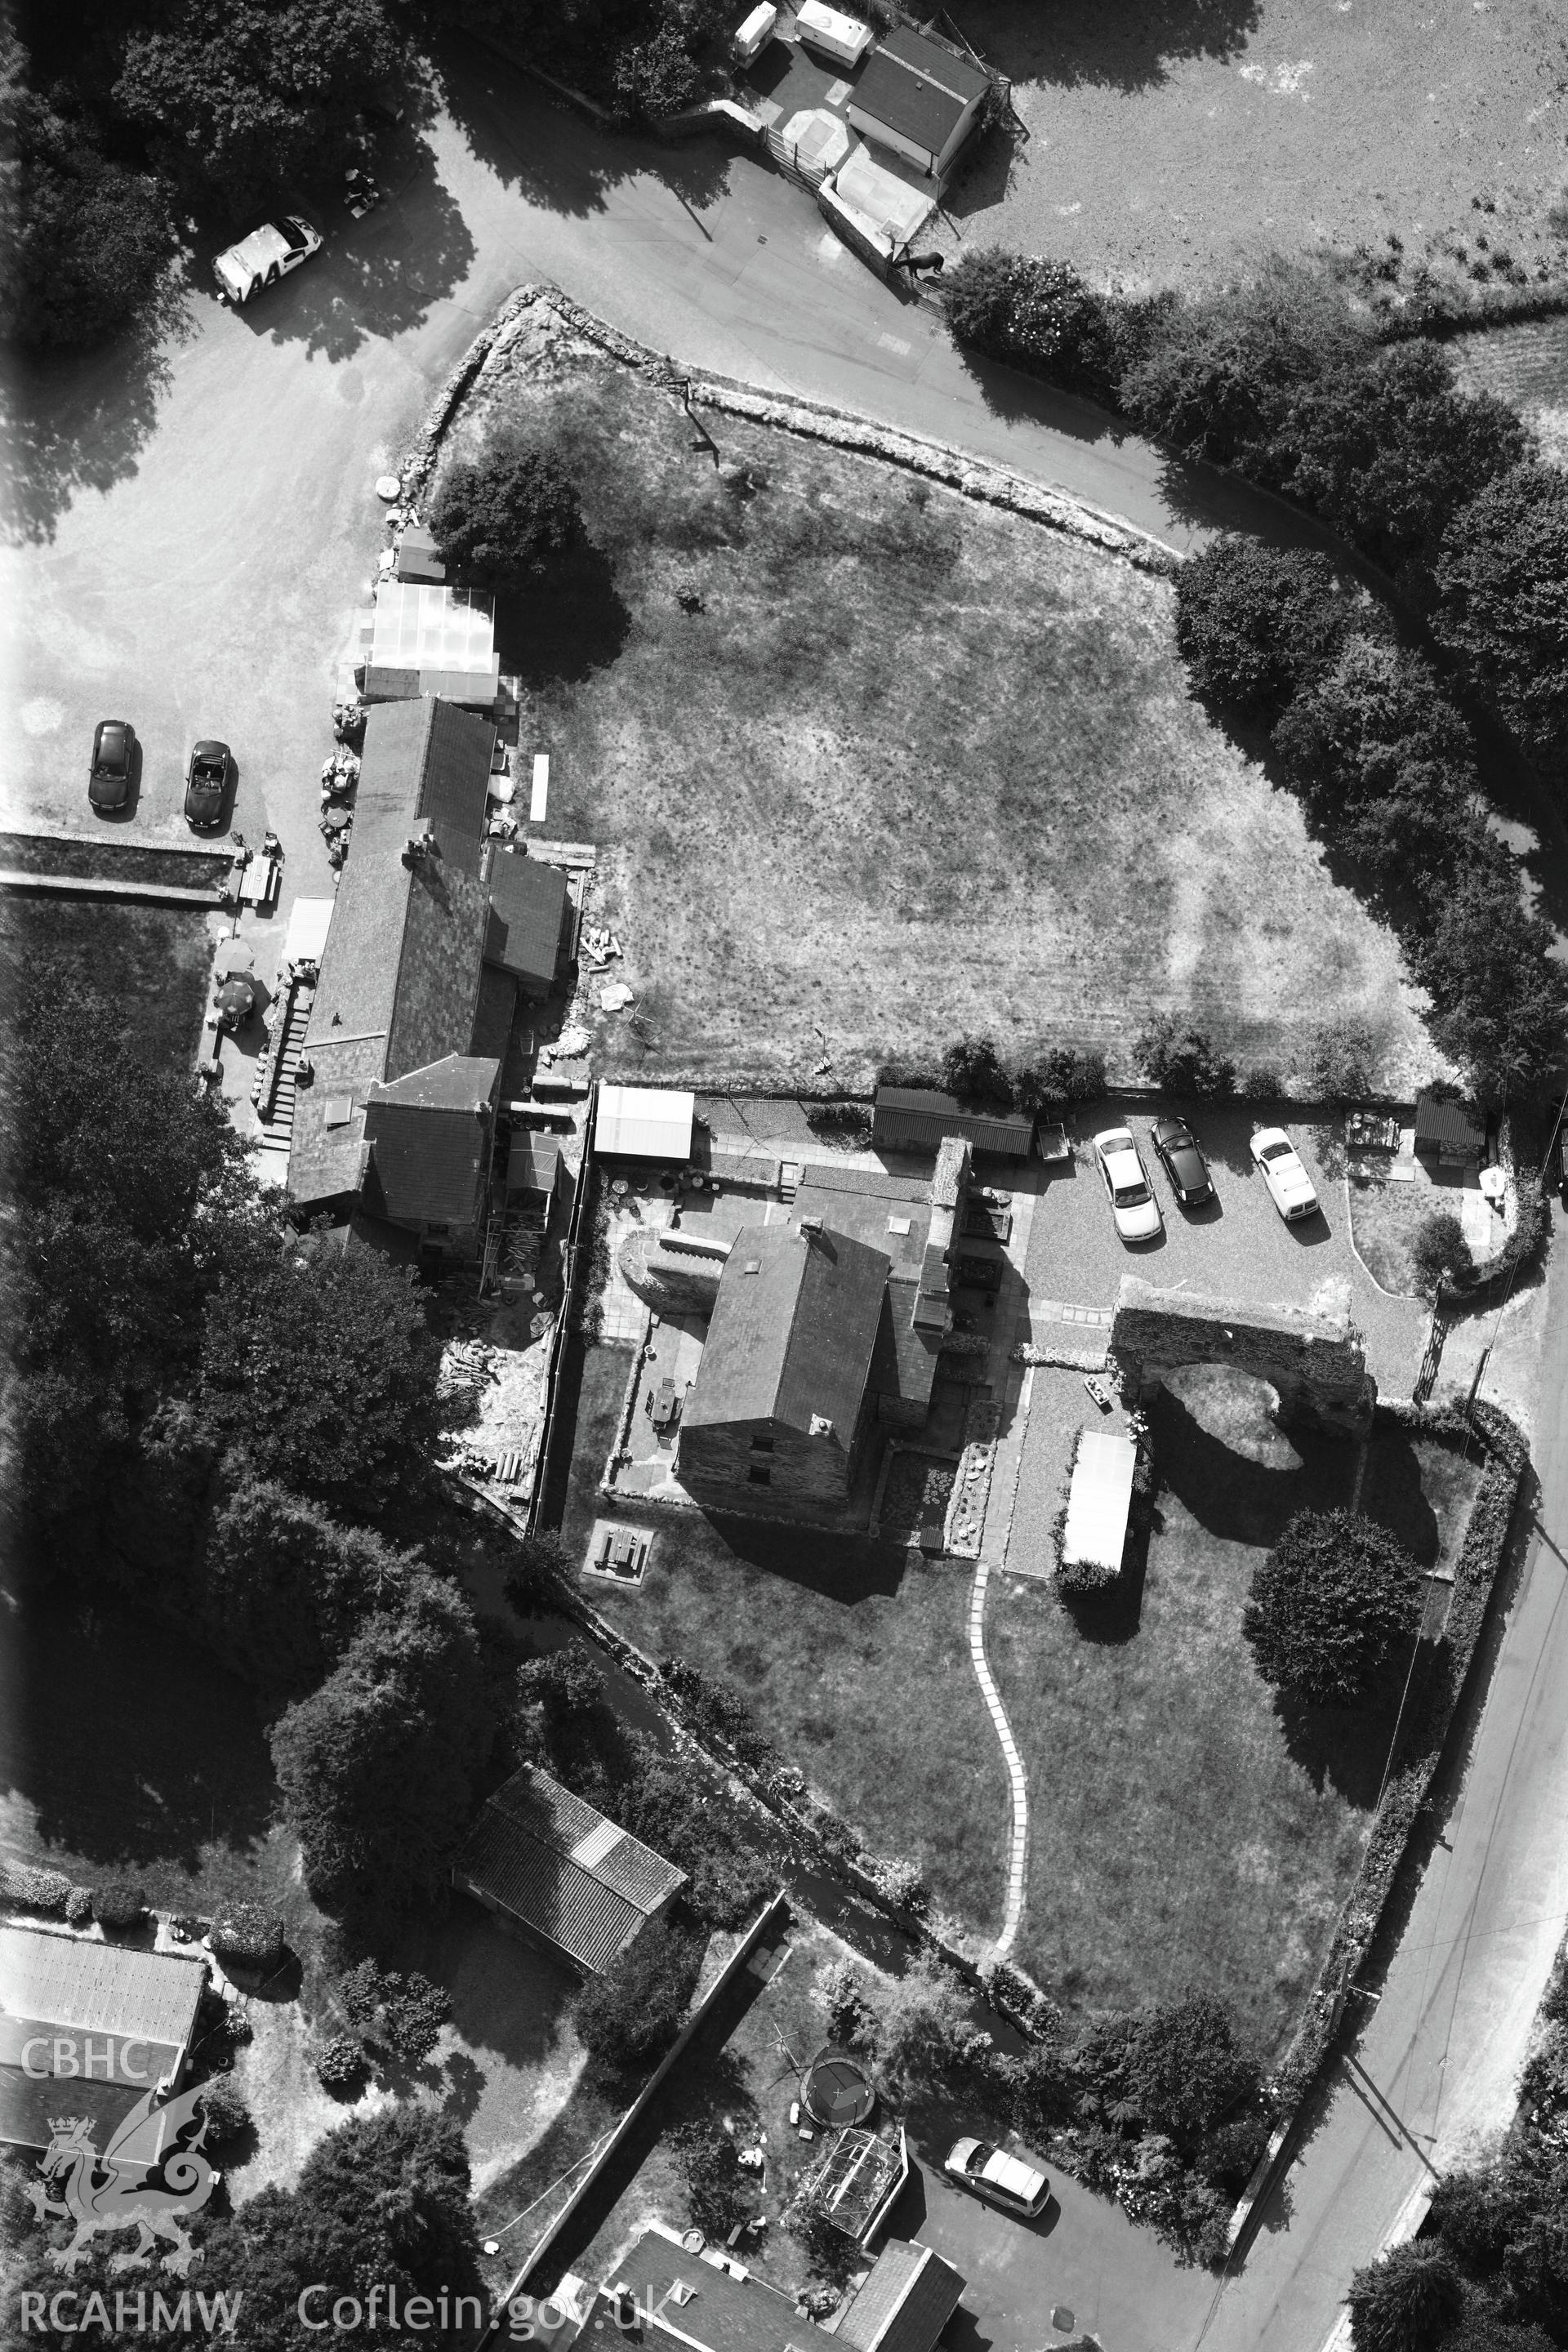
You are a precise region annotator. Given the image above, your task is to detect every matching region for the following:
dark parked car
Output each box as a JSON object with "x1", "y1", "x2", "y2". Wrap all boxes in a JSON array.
[
  {"x1": 184, "y1": 740, "x2": 230, "y2": 829},
  {"x1": 1150, "y1": 1116, "x2": 1214, "y2": 1207},
  {"x1": 88, "y1": 719, "x2": 134, "y2": 812}
]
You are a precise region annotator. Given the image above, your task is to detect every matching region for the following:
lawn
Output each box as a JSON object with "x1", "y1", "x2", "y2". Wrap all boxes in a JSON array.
[
  {"x1": 443, "y1": 307, "x2": 1423, "y2": 1090},
  {"x1": 564, "y1": 1350, "x2": 1010, "y2": 1944},
  {"x1": 991, "y1": 1366, "x2": 1483, "y2": 2059},
  {"x1": 943, "y1": 0, "x2": 1568, "y2": 299}
]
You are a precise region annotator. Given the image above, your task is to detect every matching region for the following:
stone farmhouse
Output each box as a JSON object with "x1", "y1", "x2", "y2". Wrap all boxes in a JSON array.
[
  {"x1": 286, "y1": 696, "x2": 574, "y2": 1261},
  {"x1": 669, "y1": 1137, "x2": 976, "y2": 1514}
]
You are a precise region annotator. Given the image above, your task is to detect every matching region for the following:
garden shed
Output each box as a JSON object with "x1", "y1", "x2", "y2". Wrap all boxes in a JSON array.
[
  {"x1": 452, "y1": 1767, "x2": 686, "y2": 1976},
  {"x1": 0, "y1": 1925, "x2": 207, "y2": 2154},
  {"x1": 871, "y1": 1085, "x2": 1035, "y2": 1158},
  {"x1": 845, "y1": 24, "x2": 990, "y2": 181},
  {"x1": 1062, "y1": 1429, "x2": 1138, "y2": 1579},
  {"x1": 1414, "y1": 1089, "x2": 1485, "y2": 1165}
]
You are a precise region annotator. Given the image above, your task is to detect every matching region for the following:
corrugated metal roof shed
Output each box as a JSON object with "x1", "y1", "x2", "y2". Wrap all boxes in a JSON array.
[
  {"x1": 596, "y1": 1085, "x2": 696, "y2": 1161},
  {"x1": 872, "y1": 1087, "x2": 1035, "y2": 1158},
  {"x1": 1062, "y1": 1430, "x2": 1138, "y2": 1575},
  {"x1": 0, "y1": 1926, "x2": 205, "y2": 2053},
  {"x1": 454, "y1": 1769, "x2": 685, "y2": 1976}
]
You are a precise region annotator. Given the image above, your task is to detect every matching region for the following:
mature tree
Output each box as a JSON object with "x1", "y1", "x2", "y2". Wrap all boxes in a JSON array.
[
  {"x1": 942, "y1": 1032, "x2": 1014, "y2": 1107},
  {"x1": 616, "y1": 1734, "x2": 773, "y2": 1929},
  {"x1": 7, "y1": 962, "x2": 248, "y2": 1523},
  {"x1": 429, "y1": 429, "x2": 583, "y2": 586},
  {"x1": 1174, "y1": 538, "x2": 1355, "y2": 722},
  {"x1": 1132, "y1": 1013, "x2": 1236, "y2": 1098},
  {"x1": 1271, "y1": 638, "x2": 1489, "y2": 908},
  {"x1": 1014, "y1": 1043, "x2": 1107, "y2": 1108},
  {"x1": 612, "y1": 24, "x2": 703, "y2": 118},
  {"x1": 1128, "y1": 1993, "x2": 1258, "y2": 2140},
  {"x1": 337, "y1": 1958, "x2": 451, "y2": 2068},
  {"x1": 200, "y1": 1232, "x2": 439, "y2": 1501},
  {"x1": 1346, "y1": 2240, "x2": 1466, "y2": 2352},
  {"x1": 1429, "y1": 2142, "x2": 1568, "y2": 2336},
  {"x1": 9, "y1": 2105, "x2": 481, "y2": 2352},
  {"x1": 1417, "y1": 873, "x2": 1568, "y2": 1102},
  {"x1": 862, "y1": 1953, "x2": 991, "y2": 2100},
  {"x1": 502, "y1": 1528, "x2": 572, "y2": 1616},
  {"x1": 199, "y1": 1476, "x2": 413, "y2": 1690},
  {"x1": 0, "y1": 42, "x2": 180, "y2": 349},
  {"x1": 672, "y1": 2121, "x2": 754, "y2": 2239},
  {"x1": 574, "y1": 1919, "x2": 702, "y2": 2078},
  {"x1": 1118, "y1": 254, "x2": 1373, "y2": 465},
  {"x1": 1243, "y1": 1509, "x2": 1422, "y2": 1707},
  {"x1": 115, "y1": 0, "x2": 403, "y2": 216},
  {"x1": 1435, "y1": 462, "x2": 1568, "y2": 784},
  {"x1": 939, "y1": 248, "x2": 1117, "y2": 398},
  {"x1": 270, "y1": 1575, "x2": 492, "y2": 1922},
  {"x1": 1410, "y1": 1209, "x2": 1473, "y2": 1298},
  {"x1": 1267, "y1": 342, "x2": 1526, "y2": 572},
  {"x1": 1440, "y1": 2307, "x2": 1557, "y2": 2352}
]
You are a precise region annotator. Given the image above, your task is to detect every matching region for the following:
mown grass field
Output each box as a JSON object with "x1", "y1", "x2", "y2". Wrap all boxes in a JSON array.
[
  {"x1": 992, "y1": 1371, "x2": 1483, "y2": 2060},
  {"x1": 446, "y1": 314, "x2": 1424, "y2": 1091},
  {"x1": 944, "y1": 0, "x2": 1568, "y2": 300}
]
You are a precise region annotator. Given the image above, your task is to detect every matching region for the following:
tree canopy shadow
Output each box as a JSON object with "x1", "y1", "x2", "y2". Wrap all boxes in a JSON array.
[
  {"x1": 233, "y1": 140, "x2": 477, "y2": 363},
  {"x1": 493, "y1": 541, "x2": 633, "y2": 686},
  {"x1": 2, "y1": 300, "x2": 187, "y2": 547},
  {"x1": 435, "y1": 33, "x2": 734, "y2": 225},
  {"x1": 5, "y1": 1586, "x2": 277, "y2": 1877},
  {"x1": 943, "y1": 0, "x2": 1263, "y2": 92}
]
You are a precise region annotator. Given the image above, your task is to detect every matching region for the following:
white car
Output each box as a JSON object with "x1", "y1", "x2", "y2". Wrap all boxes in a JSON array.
[
  {"x1": 1093, "y1": 1127, "x2": 1163, "y2": 1241},
  {"x1": 213, "y1": 217, "x2": 321, "y2": 305},
  {"x1": 944, "y1": 2137, "x2": 1050, "y2": 2219},
  {"x1": 1250, "y1": 1126, "x2": 1321, "y2": 1223}
]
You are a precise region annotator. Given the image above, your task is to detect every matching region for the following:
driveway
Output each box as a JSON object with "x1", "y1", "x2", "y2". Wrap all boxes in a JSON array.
[
  {"x1": 1025, "y1": 1106, "x2": 1428, "y2": 1398},
  {"x1": 890, "y1": 2142, "x2": 1216, "y2": 2352}
]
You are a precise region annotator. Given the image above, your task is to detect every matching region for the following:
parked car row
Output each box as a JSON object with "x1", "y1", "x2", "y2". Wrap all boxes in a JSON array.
[
  {"x1": 88, "y1": 720, "x2": 234, "y2": 829},
  {"x1": 1091, "y1": 1120, "x2": 1321, "y2": 1243}
]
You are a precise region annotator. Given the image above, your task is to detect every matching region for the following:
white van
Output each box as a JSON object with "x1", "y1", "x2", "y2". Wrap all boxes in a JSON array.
[{"x1": 213, "y1": 217, "x2": 322, "y2": 305}]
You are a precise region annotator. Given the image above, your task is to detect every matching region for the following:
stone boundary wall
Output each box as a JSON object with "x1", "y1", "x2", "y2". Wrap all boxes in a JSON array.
[{"x1": 394, "y1": 282, "x2": 1180, "y2": 576}]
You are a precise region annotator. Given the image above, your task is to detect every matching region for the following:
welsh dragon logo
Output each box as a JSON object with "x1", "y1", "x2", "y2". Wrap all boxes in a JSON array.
[{"x1": 26, "y1": 2083, "x2": 218, "y2": 2274}]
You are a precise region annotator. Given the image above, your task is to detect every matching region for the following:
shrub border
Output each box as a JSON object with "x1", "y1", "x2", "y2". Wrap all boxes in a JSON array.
[{"x1": 1229, "y1": 1397, "x2": 1526, "y2": 2255}]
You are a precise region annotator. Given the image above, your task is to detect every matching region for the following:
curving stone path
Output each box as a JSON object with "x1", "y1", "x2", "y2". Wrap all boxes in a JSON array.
[{"x1": 968, "y1": 1558, "x2": 1028, "y2": 1955}]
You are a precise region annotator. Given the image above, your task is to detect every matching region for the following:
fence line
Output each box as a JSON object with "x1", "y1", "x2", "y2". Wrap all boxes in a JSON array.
[{"x1": 479, "y1": 1892, "x2": 791, "y2": 2330}]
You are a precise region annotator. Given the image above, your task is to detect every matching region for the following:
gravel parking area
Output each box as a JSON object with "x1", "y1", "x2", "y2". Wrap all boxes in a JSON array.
[{"x1": 1025, "y1": 1102, "x2": 1428, "y2": 1396}]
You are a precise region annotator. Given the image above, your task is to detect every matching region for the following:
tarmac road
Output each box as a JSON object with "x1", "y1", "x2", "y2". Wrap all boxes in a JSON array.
[{"x1": 1200, "y1": 1209, "x2": 1568, "y2": 2352}]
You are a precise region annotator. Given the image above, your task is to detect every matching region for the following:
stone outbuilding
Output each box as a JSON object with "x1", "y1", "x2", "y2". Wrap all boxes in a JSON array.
[{"x1": 1111, "y1": 1276, "x2": 1375, "y2": 1435}]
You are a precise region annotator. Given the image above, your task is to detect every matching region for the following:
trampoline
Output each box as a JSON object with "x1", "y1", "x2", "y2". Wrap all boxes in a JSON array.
[{"x1": 802, "y1": 2047, "x2": 876, "y2": 2129}]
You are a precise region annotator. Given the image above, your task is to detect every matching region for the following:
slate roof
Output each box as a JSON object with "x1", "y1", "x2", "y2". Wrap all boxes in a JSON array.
[
  {"x1": 870, "y1": 1279, "x2": 943, "y2": 1415},
  {"x1": 684, "y1": 1223, "x2": 889, "y2": 1442},
  {"x1": 872, "y1": 1086, "x2": 1036, "y2": 1158},
  {"x1": 471, "y1": 964, "x2": 518, "y2": 1064},
  {"x1": 484, "y1": 851, "x2": 570, "y2": 992},
  {"x1": 597, "y1": 2227, "x2": 835, "y2": 2352},
  {"x1": 836, "y1": 2241, "x2": 964, "y2": 2352},
  {"x1": 287, "y1": 699, "x2": 495, "y2": 1209},
  {"x1": 791, "y1": 1169, "x2": 930, "y2": 1274},
  {"x1": 850, "y1": 23, "x2": 988, "y2": 152},
  {"x1": 362, "y1": 1055, "x2": 498, "y2": 1227},
  {"x1": 454, "y1": 1769, "x2": 685, "y2": 1976}
]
